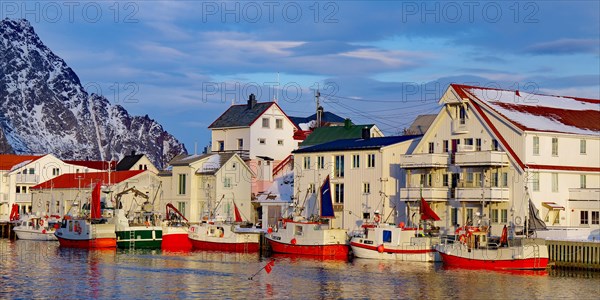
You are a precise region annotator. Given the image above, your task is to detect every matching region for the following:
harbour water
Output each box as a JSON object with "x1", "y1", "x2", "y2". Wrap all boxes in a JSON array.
[{"x1": 1, "y1": 239, "x2": 598, "y2": 299}]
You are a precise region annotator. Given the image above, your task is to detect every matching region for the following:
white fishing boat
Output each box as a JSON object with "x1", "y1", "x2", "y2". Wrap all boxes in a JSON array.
[
  {"x1": 350, "y1": 198, "x2": 441, "y2": 262},
  {"x1": 161, "y1": 203, "x2": 192, "y2": 251},
  {"x1": 265, "y1": 176, "x2": 349, "y2": 258},
  {"x1": 13, "y1": 214, "x2": 61, "y2": 241}
]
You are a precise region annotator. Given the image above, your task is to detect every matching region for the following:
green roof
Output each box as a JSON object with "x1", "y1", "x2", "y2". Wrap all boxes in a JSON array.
[{"x1": 300, "y1": 124, "x2": 376, "y2": 147}]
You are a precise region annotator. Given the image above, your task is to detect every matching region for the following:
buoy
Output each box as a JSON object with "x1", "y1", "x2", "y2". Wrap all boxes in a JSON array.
[
  {"x1": 377, "y1": 244, "x2": 384, "y2": 253},
  {"x1": 291, "y1": 238, "x2": 297, "y2": 245},
  {"x1": 267, "y1": 227, "x2": 273, "y2": 234},
  {"x1": 398, "y1": 222, "x2": 405, "y2": 228},
  {"x1": 42, "y1": 229, "x2": 46, "y2": 234}
]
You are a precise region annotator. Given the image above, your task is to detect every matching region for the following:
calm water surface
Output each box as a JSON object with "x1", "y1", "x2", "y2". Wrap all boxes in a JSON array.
[{"x1": 1, "y1": 239, "x2": 598, "y2": 299}]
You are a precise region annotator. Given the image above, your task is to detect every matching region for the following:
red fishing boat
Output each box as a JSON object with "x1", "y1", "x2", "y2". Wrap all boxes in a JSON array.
[
  {"x1": 161, "y1": 203, "x2": 192, "y2": 251},
  {"x1": 55, "y1": 183, "x2": 116, "y2": 249},
  {"x1": 265, "y1": 176, "x2": 349, "y2": 258}
]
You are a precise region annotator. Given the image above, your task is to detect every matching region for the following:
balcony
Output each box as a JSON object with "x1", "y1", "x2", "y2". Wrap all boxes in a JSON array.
[
  {"x1": 569, "y1": 188, "x2": 600, "y2": 201},
  {"x1": 16, "y1": 173, "x2": 39, "y2": 183},
  {"x1": 451, "y1": 119, "x2": 468, "y2": 134},
  {"x1": 15, "y1": 193, "x2": 32, "y2": 203},
  {"x1": 400, "y1": 187, "x2": 450, "y2": 201},
  {"x1": 455, "y1": 187, "x2": 509, "y2": 202},
  {"x1": 400, "y1": 153, "x2": 449, "y2": 168},
  {"x1": 454, "y1": 151, "x2": 509, "y2": 166}
]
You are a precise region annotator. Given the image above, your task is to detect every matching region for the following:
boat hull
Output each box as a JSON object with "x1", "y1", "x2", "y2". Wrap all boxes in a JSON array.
[
  {"x1": 267, "y1": 238, "x2": 349, "y2": 257},
  {"x1": 350, "y1": 240, "x2": 439, "y2": 262},
  {"x1": 56, "y1": 236, "x2": 116, "y2": 249},
  {"x1": 188, "y1": 223, "x2": 261, "y2": 252},
  {"x1": 14, "y1": 228, "x2": 58, "y2": 241},
  {"x1": 116, "y1": 227, "x2": 162, "y2": 249},
  {"x1": 438, "y1": 252, "x2": 549, "y2": 270},
  {"x1": 349, "y1": 226, "x2": 440, "y2": 262},
  {"x1": 162, "y1": 227, "x2": 192, "y2": 251},
  {"x1": 190, "y1": 239, "x2": 259, "y2": 252}
]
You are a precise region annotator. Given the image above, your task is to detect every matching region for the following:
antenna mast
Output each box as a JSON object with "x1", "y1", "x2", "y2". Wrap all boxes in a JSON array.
[{"x1": 315, "y1": 88, "x2": 321, "y2": 128}]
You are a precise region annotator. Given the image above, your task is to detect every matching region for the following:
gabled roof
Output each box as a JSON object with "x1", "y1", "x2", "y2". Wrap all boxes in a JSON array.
[
  {"x1": 31, "y1": 170, "x2": 145, "y2": 190},
  {"x1": 169, "y1": 153, "x2": 212, "y2": 166},
  {"x1": 293, "y1": 135, "x2": 421, "y2": 154},
  {"x1": 64, "y1": 160, "x2": 117, "y2": 171},
  {"x1": 208, "y1": 102, "x2": 275, "y2": 129},
  {"x1": 405, "y1": 114, "x2": 437, "y2": 135},
  {"x1": 116, "y1": 154, "x2": 145, "y2": 171},
  {"x1": 289, "y1": 111, "x2": 346, "y2": 127},
  {"x1": 0, "y1": 154, "x2": 43, "y2": 171},
  {"x1": 196, "y1": 152, "x2": 236, "y2": 175},
  {"x1": 452, "y1": 84, "x2": 600, "y2": 135},
  {"x1": 300, "y1": 124, "x2": 377, "y2": 147}
]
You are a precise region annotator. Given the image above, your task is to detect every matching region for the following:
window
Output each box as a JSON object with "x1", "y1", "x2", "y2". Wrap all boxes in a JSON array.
[
  {"x1": 580, "y1": 139, "x2": 587, "y2": 154},
  {"x1": 491, "y1": 139, "x2": 499, "y2": 151},
  {"x1": 308, "y1": 183, "x2": 315, "y2": 193},
  {"x1": 303, "y1": 157, "x2": 311, "y2": 169},
  {"x1": 383, "y1": 230, "x2": 392, "y2": 243},
  {"x1": 475, "y1": 173, "x2": 482, "y2": 187},
  {"x1": 475, "y1": 138, "x2": 482, "y2": 151},
  {"x1": 551, "y1": 173, "x2": 559, "y2": 192},
  {"x1": 237, "y1": 139, "x2": 243, "y2": 150},
  {"x1": 443, "y1": 140, "x2": 449, "y2": 153},
  {"x1": 55, "y1": 201, "x2": 60, "y2": 214},
  {"x1": 466, "y1": 172, "x2": 474, "y2": 184},
  {"x1": 177, "y1": 202, "x2": 186, "y2": 217},
  {"x1": 178, "y1": 174, "x2": 187, "y2": 195},
  {"x1": 29, "y1": 168, "x2": 35, "y2": 174},
  {"x1": 502, "y1": 172, "x2": 508, "y2": 187},
  {"x1": 451, "y1": 208, "x2": 459, "y2": 226},
  {"x1": 275, "y1": 118, "x2": 283, "y2": 129},
  {"x1": 459, "y1": 106, "x2": 467, "y2": 124},
  {"x1": 259, "y1": 138, "x2": 266, "y2": 145},
  {"x1": 501, "y1": 209, "x2": 508, "y2": 223},
  {"x1": 442, "y1": 174, "x2": 449, "y2": 187},
  {"x1": 217, "y1": 140, "x2": 224, "y2": 151},
  {"x1": 334, "y1": 183, "x2": 344, "y2": 204},
  {"x1": 316, "y1": 156, "x2": 324, "y2": 169},
  {"x1": 592, "y1": 211, "x2": 599, "y2": 225},
  {"x1": 352, "y1": 154, "x2": 360, "y2": 168},
  {"x1": 580, "y1": 175, "x2": 587, "y2": 189},
  {"x1": 277, "y1": 139, "x2": 284, "y2": 146},
  {"x1": 466, "y1": 208, "x2": 474, "y2": 224},
  {"x1": 428, "y1": 142, "x2": 434, "y2": 154},
  {"x1": 262, "y1": 117, "x2": 269, "y2": 128},
  {"x1": 581, "y1": 211, "x2": 589, "y2": 225},
  {"x1": 491, "y1": 209, "x2": 499, "y2": 223},
  {"x1": 334, "y1": 155, "x2": 344, "y2": 177},
  {"x1": 551, "y1": 137, "x2": 558, "y2": 156},
  {"x1": 533, "y1": 136, "x2": 539, "y2": 155},
  {"x1": 367, "y1": 154, "x2": 375, "y2": 168},
  {"x1": 224, "y1": 177, "x2": 231, "y2": 188},
  {"x1": 363, "y1": 182, "x2": 370, "y2": 194},
  {"x1": 532, "y1": 172, "x2": 540, "y2": 191},
  {"x1": 52, "y1": 168, "x2": 60, "y2": 176},
  {"x1": 464, "y1": 138, "x2": 473, "y2": 149}
]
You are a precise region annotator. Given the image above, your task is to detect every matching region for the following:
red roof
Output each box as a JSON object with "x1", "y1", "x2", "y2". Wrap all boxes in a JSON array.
[
  {"x1": 0, "y1": 154, "x2": 43, "y2": 171},
  {"x1": 31, "y1": 170, "x2": 145, "y2": 190},
  {"x1": 451, "y1": 84, "x2": 600, "y2": 135},
  {"x1": 64, "y1": 160, "x2": 117, "y2": 170}
]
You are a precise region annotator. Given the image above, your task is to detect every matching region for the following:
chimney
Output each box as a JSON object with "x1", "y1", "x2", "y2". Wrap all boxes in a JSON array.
[
  {"x1": 316, "y1": 106, "x2": 324, "y2": 128},
  {"x1": 362, "y1": 127, "x2": 370, "y2": 140},
  {"x1": 131, "y1": 150, "x2": 136, "y2": 156},
  {"x1": 344, "y1": 118, "x2": 352, "y2": 129},
  {"x1": 247, "y1": 94, "x2": 257, "y2": 109}
]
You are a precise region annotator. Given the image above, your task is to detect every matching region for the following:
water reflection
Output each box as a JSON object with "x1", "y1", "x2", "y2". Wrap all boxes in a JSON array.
[{"x1": 1, "y1": 239, "x2": 598, "y2": 299}]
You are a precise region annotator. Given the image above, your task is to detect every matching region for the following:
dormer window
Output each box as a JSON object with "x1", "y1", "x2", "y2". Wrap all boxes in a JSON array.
[
  {"x1": 262, "y1": 118, "x2": 270, "y2": 128},
  {"x1": 459, "y1": 106, "x2": 467, "y2": 125}
]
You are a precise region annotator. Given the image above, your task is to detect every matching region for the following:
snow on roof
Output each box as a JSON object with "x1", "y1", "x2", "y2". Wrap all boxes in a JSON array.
[
  {"x1": 455, "y1": 84, "x2": 600, "y2": 135},
  {"x1": 197, "y1": 154, "x2": 221, "y2": 173},
  {"x1": 255, "y1": 171, "x2": 294, "y2": 203}
]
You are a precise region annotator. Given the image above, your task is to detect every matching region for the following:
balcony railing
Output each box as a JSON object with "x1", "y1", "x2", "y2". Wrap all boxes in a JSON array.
[
  {"x1": 454, "y1": 151, "x2": 509, "y2": 166},
  {"x1": 16, "y1": 174, "x2": 39, "y2": 183},
  {"x1": 400, "y1": 153, "x2": 449, "y2": 168},
  {"x1": 400, "y1": 187, "x2": 450, "y2": 201},
  {"x1": 451, "y1": 119, "x2": 468, "y2": 134},
  {"x1": 15, "y1": 193, "x2": 32, "y2": 203},
  {"x1": 568, "y1": 188, "x2": 600, "y2": 201},
  {"x1": 455, "y1": 187, "x2": 509, "y2": 202}
]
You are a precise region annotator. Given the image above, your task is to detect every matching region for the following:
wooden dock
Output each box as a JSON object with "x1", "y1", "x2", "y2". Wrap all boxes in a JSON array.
[
  {"x1": 0, "y1": 221, "x2": 16, "y2": 239},
  {"x1": 547, "y1": 240, "x2": 600, "y2": 270}
]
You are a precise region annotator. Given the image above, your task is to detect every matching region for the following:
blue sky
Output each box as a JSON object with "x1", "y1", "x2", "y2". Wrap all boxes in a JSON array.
[{"x1": 3, "y1": 1, "x2": 599, "y2": 152}]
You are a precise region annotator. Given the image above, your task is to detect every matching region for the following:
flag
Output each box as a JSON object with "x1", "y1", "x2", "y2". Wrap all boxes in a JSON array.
[
  {"x1": 264, "y1": 260, "x2": 275, "y2": 274},
  {"x1": 420, "y1": 197, "x2": 440, "y2": 221},
  {"x1": 234, "y1": 202, "x2": 243, "y2": 222},
  {"x1": 320, "y1": 175, "x2": 335, "y2": 218},
  {"x1": 91, "y1": 182, "x2": 102, "y2": 219}
]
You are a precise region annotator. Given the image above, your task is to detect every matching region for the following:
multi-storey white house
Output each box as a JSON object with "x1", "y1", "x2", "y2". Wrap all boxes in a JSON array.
[
  {"x1": 292, "y1": 132, "x2": 421, "y2": 231},
  {"x1": 159, "y1": 153, "x2": 254, "y2": 223},
  {"x1": 208, "y1": 94, "x2": 301, "y2": 194},
  {"x1": 30, "y1": 170, "x2": 160, "y2": 217},
  {"x1": 0, "y1": 154, "x2": 107, "y2": 220},
  {"x1": 400, "y1": 84, "x2": 599, "y2": 236}
]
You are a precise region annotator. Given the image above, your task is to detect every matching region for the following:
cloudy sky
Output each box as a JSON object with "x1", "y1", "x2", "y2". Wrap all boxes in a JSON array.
[{"x1": 5, "y1": 1, "x2": 599, "y2": 151}]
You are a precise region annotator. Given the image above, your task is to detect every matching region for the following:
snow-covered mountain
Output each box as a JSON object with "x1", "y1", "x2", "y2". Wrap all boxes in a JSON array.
[{"x1": 0, "y1": 18, "x2": 186, "y2": 168}]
